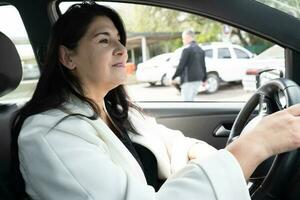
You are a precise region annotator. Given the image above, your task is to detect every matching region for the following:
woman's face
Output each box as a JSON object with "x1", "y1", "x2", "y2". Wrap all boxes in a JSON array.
[{"x1": 69, "y1": 16, "x2": 128, "y2": 96}]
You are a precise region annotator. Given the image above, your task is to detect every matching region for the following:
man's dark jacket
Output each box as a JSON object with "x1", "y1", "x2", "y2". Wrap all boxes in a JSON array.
[{"x1": 172, "y1": 41, "x2": 206, "y2": 84}]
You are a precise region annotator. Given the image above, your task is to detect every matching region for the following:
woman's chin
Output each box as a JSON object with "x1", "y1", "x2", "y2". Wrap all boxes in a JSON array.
[
  {"x1": 111, "y1": 78, "x2": 127, "y2": 89},
  {"x1": 118, "y1": 74, "x2": 127, "y2": 84}
]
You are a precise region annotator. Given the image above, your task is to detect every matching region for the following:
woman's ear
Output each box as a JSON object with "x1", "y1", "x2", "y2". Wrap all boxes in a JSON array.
[{"x1": 58, "y1": 45, "x2": 76, "y2": 70}]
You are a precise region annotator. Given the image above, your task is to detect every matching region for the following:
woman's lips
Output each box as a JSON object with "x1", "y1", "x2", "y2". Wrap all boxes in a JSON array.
[{"x1": 112, "y1": 63, "x2": 125, "y2": 68}]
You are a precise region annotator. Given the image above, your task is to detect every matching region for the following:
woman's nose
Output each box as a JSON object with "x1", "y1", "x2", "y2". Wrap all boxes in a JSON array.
[{"x1": 113, "y1": 43, "x2": 127, "y2": 56}]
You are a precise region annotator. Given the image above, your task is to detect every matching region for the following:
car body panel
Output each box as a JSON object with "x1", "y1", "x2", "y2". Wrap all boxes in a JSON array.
[
  {"x1": 136, "y1": 53, "x2": 173, "y2": 84},
  {"x1": 242, "y1": 45, "x2": 285, "y2": 91}
]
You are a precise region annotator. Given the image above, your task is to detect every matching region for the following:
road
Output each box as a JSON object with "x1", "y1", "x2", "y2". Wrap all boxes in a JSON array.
[
  {"x1": 0, "y1": 80, "x2": 254, "y2": 103},
  {"x1": 127, "y1": 82, "x2": 253, "y2": 102}
]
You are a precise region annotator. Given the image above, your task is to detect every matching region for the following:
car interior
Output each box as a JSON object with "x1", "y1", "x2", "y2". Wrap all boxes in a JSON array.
[
  {"x1": 0, "y1": 32, "x2": 22, "y2": 199},
  {"x1": 1, "y1": 0, "x2": 300, "y2": 199}
]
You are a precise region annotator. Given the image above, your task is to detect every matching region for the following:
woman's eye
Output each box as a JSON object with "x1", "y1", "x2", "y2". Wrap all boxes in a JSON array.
[{"x1": 99, "y1": 38, "x2": 109, "y2": 43}]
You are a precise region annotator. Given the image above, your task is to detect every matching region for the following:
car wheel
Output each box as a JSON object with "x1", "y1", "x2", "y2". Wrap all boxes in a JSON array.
[
  {"x1": 205, "y1": 73, "x2": 220, "y2": 94},
  {"x1": 161, "y1": 74, "x2": 168, "y2": 86},
  {"x1": 148, "y1": 82, "x2": 156, "y2": 86}
]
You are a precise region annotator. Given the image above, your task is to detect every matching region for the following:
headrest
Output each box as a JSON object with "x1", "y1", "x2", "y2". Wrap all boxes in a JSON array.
[{"x1": 0, "y1": 32, "x2": 22, "y2": 97}]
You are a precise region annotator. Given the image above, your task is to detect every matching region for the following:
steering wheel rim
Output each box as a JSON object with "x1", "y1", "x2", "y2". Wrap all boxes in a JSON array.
[{"x1": 227, "y1": 78, "x2": 300, "y2": 200}]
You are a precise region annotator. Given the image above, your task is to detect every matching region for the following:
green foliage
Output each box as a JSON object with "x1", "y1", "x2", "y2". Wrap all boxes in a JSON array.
[
  {"x1": 113, "y1": 2, "x2": 295, "y2": 57},
  {"x1": 196, "y1": 22, "x2": 222, "y2": 43}
]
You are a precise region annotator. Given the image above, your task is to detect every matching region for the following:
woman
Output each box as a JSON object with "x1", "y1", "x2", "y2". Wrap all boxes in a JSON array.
[{"x1": 11, "y1": 2, "x2": 300, "y2": 200}]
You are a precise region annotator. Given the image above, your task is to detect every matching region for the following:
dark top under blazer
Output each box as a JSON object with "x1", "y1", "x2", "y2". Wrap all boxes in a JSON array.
[{"x1": 172, "y1": 41, "x2": 206, "y2": 84}]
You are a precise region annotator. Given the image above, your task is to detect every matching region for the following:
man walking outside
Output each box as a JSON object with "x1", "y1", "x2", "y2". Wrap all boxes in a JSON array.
[{"x1": 172, "y1": 30, "x2": 207, "y2": 101}]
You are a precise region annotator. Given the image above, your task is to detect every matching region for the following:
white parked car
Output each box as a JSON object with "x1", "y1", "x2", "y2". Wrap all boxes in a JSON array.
[
  {"x1": 242, "y1": 45, "x2": 285, "y2": 91},
  {"x1": 23, "y1": 64, "x2": 40, "y2": 80},
  {"x1": 166, "y1": 42, "x2": 254, "y2": 93},
  {"x1": 136, "y1": 53, "x2": 173, "y2": 86}
]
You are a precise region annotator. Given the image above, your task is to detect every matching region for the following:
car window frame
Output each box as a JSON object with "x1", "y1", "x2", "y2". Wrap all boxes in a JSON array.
[
  {"x1": 218, "y1": 47, "x2": 232, "y2": 59},
  {"x1": 234, "y1": 47, "x2": 250, "y2": 59}
]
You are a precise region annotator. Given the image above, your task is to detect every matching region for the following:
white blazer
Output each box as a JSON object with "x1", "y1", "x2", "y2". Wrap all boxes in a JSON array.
[{"x1": 18, "y1": 98, "x2": 250, "y2": 200}]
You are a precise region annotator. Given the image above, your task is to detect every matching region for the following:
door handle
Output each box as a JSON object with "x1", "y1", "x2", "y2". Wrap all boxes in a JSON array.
[{"x1": 213, "y1": 125, "x2": 231, "y2": 137}]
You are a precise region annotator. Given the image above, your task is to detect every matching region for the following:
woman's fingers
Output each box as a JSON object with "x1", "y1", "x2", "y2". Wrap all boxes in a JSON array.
[
  {"x1": 227, "y1": 103, "x2": 300, "y2": 179},
  {"x1": 285, "y1": 103, "x2": 300, "y2": 116},
  {"x1": 258, "y1": 105, "x2": 300, "y2": 154}
]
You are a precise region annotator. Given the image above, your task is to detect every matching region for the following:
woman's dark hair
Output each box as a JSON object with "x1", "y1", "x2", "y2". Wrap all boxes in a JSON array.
[{"x1": 11, "y1": 2, "x2": 138, "y2": 199}]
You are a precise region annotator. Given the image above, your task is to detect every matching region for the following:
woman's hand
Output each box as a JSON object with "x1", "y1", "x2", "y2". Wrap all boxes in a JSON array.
[{"x1": 226, "y1": 104, "x2": 300, "y2": 179}]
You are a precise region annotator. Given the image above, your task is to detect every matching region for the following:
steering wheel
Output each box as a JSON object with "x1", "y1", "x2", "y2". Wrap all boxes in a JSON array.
[{"x1": 227, "y1": 78, "x2": 300, "y2": 200}]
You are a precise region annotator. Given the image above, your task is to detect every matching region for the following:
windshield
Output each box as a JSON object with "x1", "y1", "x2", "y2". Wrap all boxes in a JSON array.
[
  {"x1": 256, "y1": 0, "x2": 300, "y2": 18},
  {"x1": 255, "y1": 45, "x2": 284, "y2": 59}
]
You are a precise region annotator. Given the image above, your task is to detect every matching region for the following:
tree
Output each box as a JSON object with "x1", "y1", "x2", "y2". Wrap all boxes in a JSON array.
[{"x1": 113, "y1": 2, "x2": 285, "y2": 55}]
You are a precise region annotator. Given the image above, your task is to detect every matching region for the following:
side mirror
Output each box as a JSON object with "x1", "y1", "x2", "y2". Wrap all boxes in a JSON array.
[{"x1": 256, "y1": 68, "x2": 284, "y2": 88}]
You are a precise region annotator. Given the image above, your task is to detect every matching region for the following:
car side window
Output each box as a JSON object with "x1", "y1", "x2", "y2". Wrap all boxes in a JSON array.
[
  {"x1": 218, "y1": 48, "x2": 231, "y2": 59},
  {"x1": 59, "y1": 2, "x2": 285, "y2": 102},
  {"x1": 0, "y1": 5, "x2": 39, "y2": 103},
  {"x1": 234, "y1": 48, "x2": 250, "y2": 59},
  {"x1": 205, "y1": 49, "x2": 213, "y2": 58}
]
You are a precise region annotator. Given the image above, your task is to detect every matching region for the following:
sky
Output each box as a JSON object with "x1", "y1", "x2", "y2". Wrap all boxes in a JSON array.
[
  {"x1": 0, "y1": 5, "x2": 34, "y2": 59},
  {"x1": 0, "y1": 5, "x2": 28, "y2": 39}
]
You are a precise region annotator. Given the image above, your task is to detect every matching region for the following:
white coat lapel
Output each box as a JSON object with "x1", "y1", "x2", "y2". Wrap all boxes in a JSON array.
[
  {"x1": 87, "y1": 118, "x2": 147, "y2": 183},
  {"x1": 128, "y1": 110, "x2": 172, "y2": 179},
  {"x1": 65, "y1": 99, "x2": 147, "y2": 183}
]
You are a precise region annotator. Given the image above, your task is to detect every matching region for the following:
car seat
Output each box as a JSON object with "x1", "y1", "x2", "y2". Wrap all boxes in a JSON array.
[{"x1": 0, "y1": 31, "x2": 23, "y2": 199}]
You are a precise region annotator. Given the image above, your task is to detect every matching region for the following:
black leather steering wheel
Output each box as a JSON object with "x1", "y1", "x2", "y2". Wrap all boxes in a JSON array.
[{"x1": 227, "y1": 78, "x2": 300, "y2": 200}]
